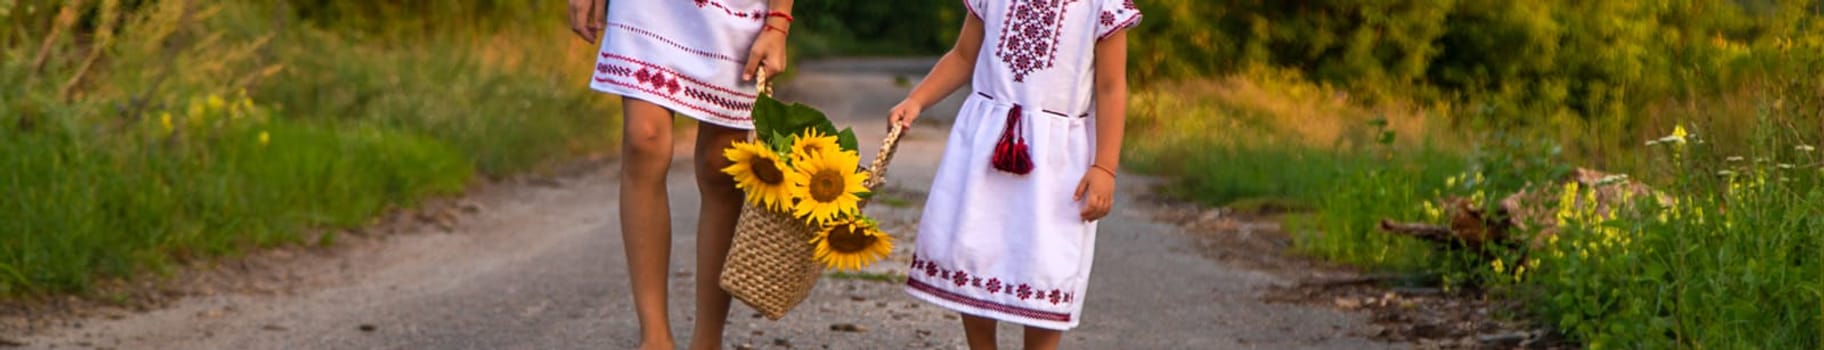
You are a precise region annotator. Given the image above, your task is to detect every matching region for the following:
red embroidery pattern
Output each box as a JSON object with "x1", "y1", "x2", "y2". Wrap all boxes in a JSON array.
[
  {"x1": 1098, "y1": 0, "x2": 1141, "y2": 40},
  {"x1": 594, "y1": 55, "x2": 754, "y2": 123},
  {"x1": 606, "y1": 22, "x2": 745, "y2": 63},
  {"x1": 1099, "y1": 11, "x2": 1140, "y2": 40},
  {"x1": 908, "y1": 278, "x2": 1073, "y2": 323},
  {"x1": 601, "y1": 52, "x2": 757, "y2": 99},
  {"x1": 908, "y1": 255, "x2": 1075, "y2": 307},
  {"x1": 995, "y1": 0, "x2": 1079, "y2": 82},
  {"x1": 690, "y1": 0, "x2": 766, "y2": 21}
]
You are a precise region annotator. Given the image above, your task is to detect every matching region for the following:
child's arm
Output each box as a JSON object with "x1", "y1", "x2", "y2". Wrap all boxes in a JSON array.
[
  {"x1": 567, "y1": 0, "x2": 606, "y2": 42},
  {"x1": 743, "y1": 0, "x2": 797, "y2": 81},
  {"x1": 1074, "y1": 28, "x2": 1129, "y2": 222},
  {"x1": 888, "y1": 13, "x2": 987, "y2": 128}
]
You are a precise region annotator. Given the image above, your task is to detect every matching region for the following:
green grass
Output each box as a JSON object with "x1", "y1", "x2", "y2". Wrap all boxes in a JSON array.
[
  {"x1": 0, "y1": 1, "x2": 620, "y2": 295},
  {"x1": 1511, "y1": 121, "x2": 1822, "y2": 349},
  {"x1": 1129, "y1": 68, "x2": 1821, "y2": 347}
]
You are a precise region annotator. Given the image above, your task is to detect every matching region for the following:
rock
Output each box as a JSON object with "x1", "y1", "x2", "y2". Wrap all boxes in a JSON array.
[
  {"x1": 1334, "y1": 297, "x2": 1363, "y2": 310},
  {"x1": 0, "y1": 338, "x2": 26, "y2": 347},
  {"x1": 849, "y1": 296, "x2": 866, "y2": 302},
  {"x1": 773, "y1": 338, "x2": 792, "y2": 347},
  {"x1": 829, "y1": 323, "x2": 868, "y2": 333},
  {"x1": 262, "y1": 324, "x2": 288, "y2": 331},
  {"x1": 459, "y1": 201, "x2": 485, "y2": 214},
  {"x1": 733, "y1": 344, "x2": 756, "y2": 350},
  {"x1": 358, "y1": 324, "x2": 378, "y2": 332}
]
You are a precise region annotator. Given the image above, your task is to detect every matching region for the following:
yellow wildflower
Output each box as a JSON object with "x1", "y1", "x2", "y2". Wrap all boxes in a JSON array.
[
  {"x1": 159, "y1": 112, "x2": 174, "y2": 133},
  {"x1": 259, "y1": 131, "x2": 270, "y2": 146},
  {"x1": 188, "y1": 98, "x2": 205, "y2": 120}
]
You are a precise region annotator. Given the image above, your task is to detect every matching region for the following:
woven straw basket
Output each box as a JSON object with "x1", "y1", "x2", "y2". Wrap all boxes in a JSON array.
[{"x1": 720, "y1": 73, "x2": 907, "y2": 320}]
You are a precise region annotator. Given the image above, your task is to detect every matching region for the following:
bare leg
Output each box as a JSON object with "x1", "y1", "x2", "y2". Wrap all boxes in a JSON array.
[
  {"x1": 962, "y1": 313, "x2": 1000, "y2": 350},
  {"x1": 619, "y1": 98, "x2": 676, "y2": 350},
  {"x1": 1022, "y1": 326, "x2": 1063, "y2": 350},
  {"x1": 684, "y1": 122, "x2": 749, "y2": 350}
]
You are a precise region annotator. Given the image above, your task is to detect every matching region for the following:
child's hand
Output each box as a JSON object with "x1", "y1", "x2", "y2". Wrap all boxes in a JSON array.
[
  {"x1": 742, "y1": 24, "x2": 789, "y2": 81},
  {"x1": 888, "y1": 100, "x2": 922, "y2": 128},
  {"x1": 1073, "y1": 166, "x2": 1117, "y2": 222},
  {"x1": 566, "y1": 0, "x2": 604, "y2": 43}
]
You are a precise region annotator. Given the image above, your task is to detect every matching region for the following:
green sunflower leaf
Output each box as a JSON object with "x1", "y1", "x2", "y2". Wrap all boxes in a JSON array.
[
  {"x1": 752, "y1": 95, "x2": 790, "y2": 138},
  {"x1": 837, "y1": 127, "x2": 859, "y2": 152}
]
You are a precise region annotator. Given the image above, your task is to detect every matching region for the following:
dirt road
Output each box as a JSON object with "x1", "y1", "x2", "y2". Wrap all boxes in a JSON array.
[{"x1": 14, "y1": 59, "x2": 1394, "y2": 350}]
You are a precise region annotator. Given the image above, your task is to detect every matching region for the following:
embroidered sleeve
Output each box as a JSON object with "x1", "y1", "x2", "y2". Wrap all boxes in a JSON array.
[
  {"x1": 964, "y1": 0, "x2": 986, "y2": 19},
  {"x1": 1095, "y1": 0, "x2": 1142, "y2": 40}
]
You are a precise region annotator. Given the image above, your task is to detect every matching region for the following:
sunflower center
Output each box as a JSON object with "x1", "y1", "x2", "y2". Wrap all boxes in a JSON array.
[
  {"x1": 751, "y1": 157, "x2": 785, "y2": 184},
  {"x1": 827, "y1": 224, "x2": 877, "y2": 254},
  {"x1": 809, "y1": 169, "x2": 845, "y2": 202}
]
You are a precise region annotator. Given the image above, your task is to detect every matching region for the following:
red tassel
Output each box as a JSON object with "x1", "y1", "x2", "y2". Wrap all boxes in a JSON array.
[{"x1": 991, "y1": 105, "x2": 1034, "y2": 175}]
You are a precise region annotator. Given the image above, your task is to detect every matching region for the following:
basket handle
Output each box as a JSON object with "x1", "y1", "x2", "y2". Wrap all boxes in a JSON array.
[
  {"x1": 755, "y1": 66, "x2": 775, "y2": 97},
  {"x1": 863, "y1": 123, "x2": 906, "y2": 190}
]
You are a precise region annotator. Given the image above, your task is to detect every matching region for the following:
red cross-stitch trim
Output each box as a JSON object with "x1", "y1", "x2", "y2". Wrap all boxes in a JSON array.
[
  {"x1": 599, "y1": 52, "x2": 758, "y2": 99},
  {"x1": 594, "y1": 75, "x2": 750, "y2": 123},
  {"x1": 692, "y1": 0, "x2": 766, "y2": 21},
  {"x1": 606, "y1": 22, "x2": 745, "y2": 63},
  {"x1": 908, "y1": 255, "x2": 1076, "y2": 309},
  {"x1": 908, "y1": 278, "x2": 1073, "y2": 323},
  {"x1": 1098, "y1": 11, "x2": 1140, "y2": 40},
  {"x1": 995, "y1": 0, "x2": 1080, "y2": 82},
  {"x1": 594, "y1": 63, "x2": 752, "y2": 123}
]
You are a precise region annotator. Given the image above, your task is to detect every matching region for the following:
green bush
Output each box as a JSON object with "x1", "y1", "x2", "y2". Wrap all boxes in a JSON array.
[{"x1": 791, "y1": 1, "x2": 967, "y2": 57}]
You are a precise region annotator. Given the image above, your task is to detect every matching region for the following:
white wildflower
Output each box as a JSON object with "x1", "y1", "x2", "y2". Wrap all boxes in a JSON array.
[
  {"x1": 1595, "y1": 174, "x2": 1630, "y2": 186},
  {"x1": 1726, "y1": 156, "x2": 1745, "y2": 162},
  {"x1": 1798, "y1": 145, "x2": 1816, "y2": 152}
]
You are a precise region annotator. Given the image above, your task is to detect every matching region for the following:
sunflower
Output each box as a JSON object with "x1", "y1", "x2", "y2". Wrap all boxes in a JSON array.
[
  {"x1": 790, "y1": 129, "x2": 843, "y2": 162},
  {"x1": 789, "y1": 149, "x2": 869, "y2": 224},
  {"x1": 723, "y1": 140, "x2": 800, "y2": 211},
  {"x1": 811, "y1": 218, "x2": 893, "y2": 271}
]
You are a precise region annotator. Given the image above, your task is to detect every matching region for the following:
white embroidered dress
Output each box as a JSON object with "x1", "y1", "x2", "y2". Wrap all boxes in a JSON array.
[
  {"x1": 590, "y1": 0, "x2": 768, "y2": 129},
  {"x1": 904, "y1": 0, "x2": 1141, "y2": 331}
]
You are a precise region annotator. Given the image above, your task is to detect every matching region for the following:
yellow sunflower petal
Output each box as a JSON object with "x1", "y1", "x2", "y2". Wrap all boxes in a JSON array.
[
  {"x1": 723, "y1": 140, "x2": 799, "y2": 212},
  {"x1": 790, "y1": 150, "x2": 870, "y2": 225},
  {"x1": 790, "y1": 129, "x2": 843, "y2": 162},
  {"x1": 812, "y1": 219, "x2": 894, "y2": 271}
]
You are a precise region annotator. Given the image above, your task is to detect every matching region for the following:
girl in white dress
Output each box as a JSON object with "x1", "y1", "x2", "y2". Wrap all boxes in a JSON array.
[
  {"x1": 567, "y1": 0, "x2": 792, "y2": 349},
  {"x1": 889, "y1": 0, "x2": 1140, "y2": 348}
]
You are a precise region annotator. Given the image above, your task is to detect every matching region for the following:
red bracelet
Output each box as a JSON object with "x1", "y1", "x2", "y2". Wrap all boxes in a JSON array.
[
  {"x1": 765, "y1": 24, "x2": 788, "y2": 35},
  {"x1": 767, "y1": 11, "x2": 794, "y2": 23},
  {"x1": 1091, "y1": 164, "x2": 1117, "y2": 178}
]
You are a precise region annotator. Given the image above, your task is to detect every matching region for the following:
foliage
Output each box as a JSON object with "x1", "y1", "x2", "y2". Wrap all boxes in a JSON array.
[
  {"x1": 790, "y1": 1, "x2": 967, "y2": 57},
  {"x1": 1, "y1": 0, "x2": 618, "y2": 294}
]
